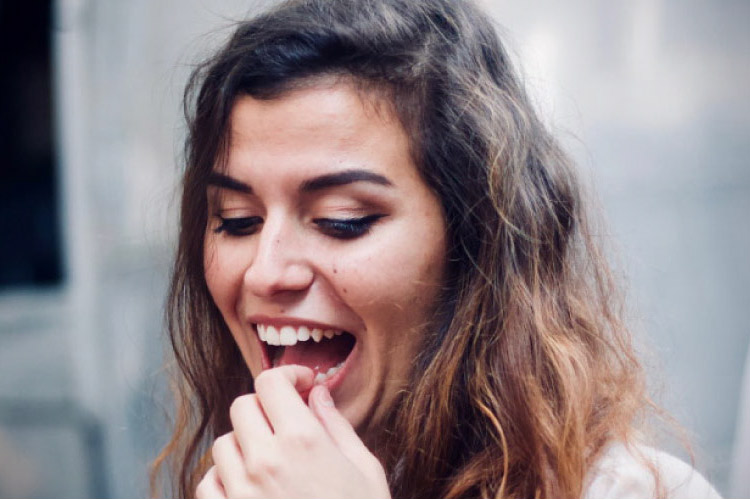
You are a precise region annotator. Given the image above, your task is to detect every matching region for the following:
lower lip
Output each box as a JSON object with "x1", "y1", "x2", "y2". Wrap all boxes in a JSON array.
[{"x1": 255, "y1": 327, "x2": 360, "y2": 397}]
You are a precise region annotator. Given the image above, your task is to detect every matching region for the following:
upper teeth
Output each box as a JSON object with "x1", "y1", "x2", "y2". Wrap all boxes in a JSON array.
[{"x1": 257, "y1": 324, "x2": 343, "y2": 346}]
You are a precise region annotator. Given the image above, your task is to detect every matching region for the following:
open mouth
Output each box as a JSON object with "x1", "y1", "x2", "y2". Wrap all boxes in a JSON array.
[{"x1": 255, "y1": 324, "x2": 357, "y2": 385}]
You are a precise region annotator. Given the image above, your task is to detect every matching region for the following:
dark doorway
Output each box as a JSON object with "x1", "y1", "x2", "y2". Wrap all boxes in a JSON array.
[{"x1": 0, "y1": 1, "x2": 62, "y2": 288}]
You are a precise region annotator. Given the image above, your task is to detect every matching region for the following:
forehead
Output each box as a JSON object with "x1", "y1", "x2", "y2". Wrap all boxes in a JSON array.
[
  {"x1": 230, "y1": 82, "x2": 397, "y2": 146},
  {"x1": 222, "y1": 81, "x2": 418, "y2": 185}
]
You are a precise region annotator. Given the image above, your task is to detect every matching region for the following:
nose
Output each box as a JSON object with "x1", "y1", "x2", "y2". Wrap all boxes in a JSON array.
[{"x1": 243, "y1": 216, "x2": 314, "y2": 298}]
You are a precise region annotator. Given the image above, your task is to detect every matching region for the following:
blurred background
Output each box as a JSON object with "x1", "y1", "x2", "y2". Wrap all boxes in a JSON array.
[{"x1": 0, "y1": 0, "x2": 748, "y2": 497}]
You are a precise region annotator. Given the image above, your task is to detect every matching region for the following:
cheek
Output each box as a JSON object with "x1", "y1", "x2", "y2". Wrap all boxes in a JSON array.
[
  {"x1": 333, "y1": 226, "x2": 446, "y2": 330},
  {"x1": 203, "y1": 237, "x2": 222, "y2": 303},
  {"x1": 203, "y1": 237, "x2": 247, "y2": 316}
]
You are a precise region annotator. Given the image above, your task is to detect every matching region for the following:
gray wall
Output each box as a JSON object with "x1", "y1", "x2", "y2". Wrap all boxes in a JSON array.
[
  {"x1": 0, "y1": 0, "x2": 747, "y2": 497},
  {"x1": 484, "y1": 0, "x2": 750, "y2": 494}
]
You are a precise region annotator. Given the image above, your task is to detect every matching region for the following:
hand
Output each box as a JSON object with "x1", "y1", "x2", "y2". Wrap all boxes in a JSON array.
[{"x1": 195, "y1": 365, "x2": 391, "y2": 498}]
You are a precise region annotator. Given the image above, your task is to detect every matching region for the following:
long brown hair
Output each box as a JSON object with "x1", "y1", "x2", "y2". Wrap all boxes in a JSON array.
[{"x1": 153, "y1": 0, "x2": 658, "y2": 497}]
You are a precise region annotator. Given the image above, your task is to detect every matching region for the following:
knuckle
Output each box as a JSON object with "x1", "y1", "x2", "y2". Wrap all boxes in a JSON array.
[
  {"x1": 246, "y1": 453, "x2": 281, "y2": 478},
  {"x1": 229, "y1": 394, "x2": 255, "y2": 420},
  {"x1": 359, "y1": 452, "x2": 386, "y2": 479},
  {"x1": 253, "y1": 369, "x2": 275, "y2": 392},
  {"x1": 195, "y1": 483, "x2": 210, "y2": 499},
  {"x1": 281, "y1": 427, "x2": 318, "y2": 450},
  {"x1": 195, "y1": 469, "x2": 214, "y2": 498},
  {"x1": 211, "y1": 432, "x2": 233, "y2": 457},
  {"x1": 369, "y1": 457, "x2": 387, "y2": 479}
]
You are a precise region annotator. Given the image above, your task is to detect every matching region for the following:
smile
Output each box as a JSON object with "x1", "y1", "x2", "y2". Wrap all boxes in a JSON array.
[{"x1": 254, "y1": 323, "x2": 357, "y2": 386}]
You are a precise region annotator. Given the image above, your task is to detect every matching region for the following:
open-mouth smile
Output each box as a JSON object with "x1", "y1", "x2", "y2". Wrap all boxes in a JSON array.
[{"x1": 253, "y1": 322, "x2": 358, "y2": 388}]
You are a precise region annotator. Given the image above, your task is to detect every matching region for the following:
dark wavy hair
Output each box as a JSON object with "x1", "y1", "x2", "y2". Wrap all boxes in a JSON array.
[{"x1": 152, "y1": 0, "x2": 657, "y2": 497}]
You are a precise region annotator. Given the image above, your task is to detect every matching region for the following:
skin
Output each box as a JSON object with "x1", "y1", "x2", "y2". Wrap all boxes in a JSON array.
[
  {"x1": 201, "y1": 81, "x2": 447, "y2": 497},
  {"x1": 196, "y1": 367, "x2": 390, "y2": 498}
]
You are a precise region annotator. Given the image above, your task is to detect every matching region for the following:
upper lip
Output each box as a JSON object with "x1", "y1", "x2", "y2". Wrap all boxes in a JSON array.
[{"x1": 247, "y1": 315, "x2": 354, "y2": 335}]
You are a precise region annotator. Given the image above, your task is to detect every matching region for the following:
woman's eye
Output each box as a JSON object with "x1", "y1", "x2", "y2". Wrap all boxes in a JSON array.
[
  {"x1": 214, "y1": 215, "x2": 263, "y2": 236},
  {"x1": 313, "y1": 214, "x2": 386, "y2": 240}
]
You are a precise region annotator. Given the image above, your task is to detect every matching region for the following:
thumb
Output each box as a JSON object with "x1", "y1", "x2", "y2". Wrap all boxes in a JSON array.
[{"x1": 309, "y1": 385, "x2": 373, "y2": 463}]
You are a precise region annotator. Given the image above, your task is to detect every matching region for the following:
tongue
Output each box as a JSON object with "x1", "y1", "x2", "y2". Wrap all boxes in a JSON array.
[{"x1": 277, "y1": 334, "x2": 354, "y2": 374}]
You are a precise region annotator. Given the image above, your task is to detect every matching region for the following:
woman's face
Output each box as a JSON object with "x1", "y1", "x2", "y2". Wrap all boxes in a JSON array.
[{"x1": 203, "y1": 81, "x2": 446, "y2": 435}]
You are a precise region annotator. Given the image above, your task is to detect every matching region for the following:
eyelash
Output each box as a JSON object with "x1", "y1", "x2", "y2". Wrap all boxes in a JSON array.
[
  {"x1": 214, "y1": 215, "x2": 263, "y2": 236},
  {"x1": 313, "y1": 214, "x2": 385, "y2": 239},
  {"x1": 213, "y1": 214, "x2": 385, "y2": 239}
]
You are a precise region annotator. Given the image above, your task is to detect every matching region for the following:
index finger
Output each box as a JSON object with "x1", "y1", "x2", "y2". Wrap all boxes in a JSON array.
[{"x1": 253, "y1": 365, "x2": 319, "y2": 433}]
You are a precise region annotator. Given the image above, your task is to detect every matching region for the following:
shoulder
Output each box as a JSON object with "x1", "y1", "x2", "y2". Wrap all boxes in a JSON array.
[{"x1": 584, "y1": 442, "x2": 721, "y2": 498}]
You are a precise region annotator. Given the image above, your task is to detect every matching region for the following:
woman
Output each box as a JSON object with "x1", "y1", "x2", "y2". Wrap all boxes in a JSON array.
[{"x1": 152, "y1": 0, "x2": 719, "y2": 497}]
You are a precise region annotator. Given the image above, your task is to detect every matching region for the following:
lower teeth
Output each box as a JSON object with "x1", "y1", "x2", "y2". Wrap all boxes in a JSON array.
[{"x1": 313, "y1": 361, "x2": 344, "y2": 384}]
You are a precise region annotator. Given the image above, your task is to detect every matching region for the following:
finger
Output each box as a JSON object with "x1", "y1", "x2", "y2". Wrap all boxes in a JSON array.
[
  {"x1": 253, "y1": 365, "x2": 318, "y2": 433},
  {"x1": 230, "y1": 394, "x2": 273, "y2": 462},
  {"x1": 195, "y1": 466, "x2": 227, "y2": 499},
  {"x1": 309, "y1": 385, "x2": 376, "y2": 465},
  {"x1": 211, "y1": 432, "x2": 249, "y2": 498}
]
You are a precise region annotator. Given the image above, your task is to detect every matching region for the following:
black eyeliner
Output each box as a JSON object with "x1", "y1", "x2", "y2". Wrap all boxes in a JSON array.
[
  {"x1": 214, "y1": 215, "x2": 263, "y2": 235},
  {"x1": 313, "y1": 214, "x2": 386, "y2": 239}
]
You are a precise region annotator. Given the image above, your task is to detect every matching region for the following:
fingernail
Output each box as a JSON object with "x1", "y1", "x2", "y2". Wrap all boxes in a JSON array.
[{"x1": 317, "y1": 386, "x2": 334, "y2": 407}]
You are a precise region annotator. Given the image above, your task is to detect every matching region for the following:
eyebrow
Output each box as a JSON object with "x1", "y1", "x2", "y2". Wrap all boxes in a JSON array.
[
  {"x1": 207, "y1": 172, "x2": 252, "y2": 193},
  {"x1": 207, "y1": 169, "x2": 393, "y2": 194},
  {"x1": 300, "y1": 169, "x2": 393, "y2": 192}
]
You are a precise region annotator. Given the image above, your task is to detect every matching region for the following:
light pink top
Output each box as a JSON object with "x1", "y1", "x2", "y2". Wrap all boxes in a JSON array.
[{"x1": 585, "y1": 443, "x2": 720, "y2": 498}]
